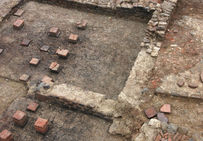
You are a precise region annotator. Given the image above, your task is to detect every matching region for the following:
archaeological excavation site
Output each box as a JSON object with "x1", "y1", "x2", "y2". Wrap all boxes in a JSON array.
[{"x1": 0, "y1": 0, "x2": 202, "y2": 140}]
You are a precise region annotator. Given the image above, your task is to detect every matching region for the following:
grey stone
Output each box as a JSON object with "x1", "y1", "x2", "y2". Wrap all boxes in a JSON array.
[
  {"x1": 157, "y1": 113, "x2": 168, "y2": 123},
  {"x1": 167, "y1": 123, "x2": 178, "y2": 133},
  {"x1": 161, "y1": 122, "x2": 168, "y2": 131}
]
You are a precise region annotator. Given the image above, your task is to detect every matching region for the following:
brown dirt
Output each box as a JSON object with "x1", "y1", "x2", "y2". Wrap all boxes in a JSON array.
[{"x1": 0, "y1": 1, "x2": 149, "y2": 99}]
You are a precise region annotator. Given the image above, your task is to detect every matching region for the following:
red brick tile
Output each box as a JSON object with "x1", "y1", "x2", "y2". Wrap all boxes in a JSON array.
[
  {"x1": 29, "y1": 58, "x2": 40, "y2": 66},
  {"x1": 49, "y1": 27, "x2": 60, "y2": 37},
  {"x1": 21, "y1": 39, "x2": 32, "y2": 47},
  {"x1": 144, "y1": 107, "x2": 157, "y2": 118},
  {"x1": 41, "y1": 75, "x2": 54, "y2": 85},
  {"x1": 0, "y1": 49, "x2": 4, "y2": 54},
  {"x1": 13, "y1": 110, "x2": 27, "y2": 127},
  {"x1": 27, "y1": 102, "x2": 39, "y2": 112},
  {"x1": 56, "y1": 48, "x2": 69, "y2": 58},
  {"x1": 160, "y1": 104, "x2": 171, "y2": 113},
  {"x1": 14, "y1": 9, "x2": 24, "y2": 17},
  {"x1": 0, "y1": 129, "x2": 13, "y2": 141},
  {"x1": 155, "y1": 134, "x2": 162, "y2": 141},
  {"x1": 49, "y1": 62, "x2": 60, "y2": 73},
  {"x1": 34, "y1": 117, "x2": 48, "y2": 134},
  {"x1": 76, "y1": 20, "x2": 87, "y2": 30},
  {"x1": 13, "y1": 19, "x2": 24, "y2": 30},
  {"x1": 40, "y1": 45, "x2": 50, "y2": 52},
  {"x1": 68, "y1": 33, "x2": 79, "y2": 43},
  {"x1": 19, "y1": 74, "x2": 30, "y2": 82}
]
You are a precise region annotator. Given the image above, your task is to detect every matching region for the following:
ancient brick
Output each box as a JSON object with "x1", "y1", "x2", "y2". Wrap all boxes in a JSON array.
[
  {"x1": 13, "y1": 19, "x2": 24, "y2": 30},
  {"x1": 56, "y1": 49, "x2": 69, "y2": 58},
  {"x1": 0, "y1": 129, "x2": 13, "y2": 141},
  {"x1": 29, "y1": 58, "x2": 40, "y2": 66},
  {"x1": 49, "y1": 27, "x2": 60, "y2": 37},
  {"x1": 19, "y1": 74, "x2": 30, "y2": 82},
  {"x1": 13, "y1": 110, "x2": 27, "y2": 127},
  {"x1": 49, "y1": 62, "x2": 60, "y2": 73},
  {"x1": 76, "y1": 21, "x2": 87, "y2": 30},
  {"x1": 68, "y1": 33, "x2": 78, "y2": 43},
  {"x1": 34, "y1": 117, "x2": 48, "y2": 134},
  {"x1": 21, "y1": 39, "x2": 31, "y2": 47},
  {"x1": 14, "y1": 9, "x2": 24, "y2": 17},
  {"x1": 27, "y1": 102, "x2": 39, "y2": 112},
  {"x1": 160, "y1": 104, "x2": 171, "y2": 113},
  {"x1": 144, "y1": 107, "x2": 157, "y2": 118},
  {"x1": 40, "y1": 45, "x2": 50, "y2": 52}
]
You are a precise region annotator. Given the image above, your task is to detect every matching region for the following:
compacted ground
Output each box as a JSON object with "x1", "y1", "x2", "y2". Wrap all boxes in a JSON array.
[
  {"x1": 0, "y1": 1, "x2": 148, "y2": 99},
  {"x1": 0, "y1": 98, "x2": 125, "y2": 141},
  {"x1": 0, "y1": 78, "x2": 26, "y2": 115}
]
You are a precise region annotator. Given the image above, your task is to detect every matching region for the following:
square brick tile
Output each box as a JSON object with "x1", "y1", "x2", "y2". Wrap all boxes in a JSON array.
[
  {"x1": 68, "y1": 33, "x2": 78, "y2": 43},
  {"x1": 160, "y1": 104, "x2": 171, "y2": 113},
  {"x1": 14, "y1": 9, "x2": 24, "y2": 17},
  {"x1": 19, "y1": 74, "x2": 30, "y2": 82},
  {"x1": 27, "y1": 102, "x2": 39, "y2": 112},
  {"x1": 40, "y1": 45, "x2": 50, "y2": 52},
  {"x1": 21, "y1": 39, "x2": 32, "y2": 47},
  {"x1": 41, "y1": 75, "x2": 54, "y2": 85},
  {"x1": 76, "y1": 20, "x2": 87, "y2": 30},
  {"x1": 34, "y1": 117, "x2": 48, "y2": 134},
  {"x1": 13, "y1": 110, "x2": 27, "y2": 127},
  {"x1": 13, "y1": 19, "x2": 24, "y2": 30},
  {"x1": 144, "y1": 107, "x2": 157, "y2": 118},
  {"x1": 0, "y1": 49, "x2": 4, "y2": 54},
  {"x1": 48, "y1": 27, "x2": 60, "y2": 37},
  {"x1": 0, "y1": 129, "x2": 13, "y2": 141},
  {"x1": 29, "y1": 58, "x2": 40, "y2": 66},
  {"x1": 49, "y1": 62, "x2": 60, "y2": 73},
  {"x1": 56, "y1": 48, "x2": 69, "y2": 58}
]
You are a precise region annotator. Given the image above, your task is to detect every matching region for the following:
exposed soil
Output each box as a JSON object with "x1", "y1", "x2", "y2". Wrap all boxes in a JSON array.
[
  {"x1": 151, "y1": 0, "x2": 203, "y2": 84},
  {"x1": 141, "y1": 0, "x2": 203, "y2": 136},
  {"x1": 0, "y1": 1, "x2": 149, "y2": 99},
  {"x1": 0, "y1": 77, "x2": 26, "y2": 115},
  {"x1": 0, "y1": 98, "x2": 126, "y2": 141}
]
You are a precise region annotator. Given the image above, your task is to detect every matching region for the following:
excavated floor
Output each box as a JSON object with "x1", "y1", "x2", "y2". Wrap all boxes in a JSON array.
[{"x1": 0, "y1": 1, "x2": 149, "y2": 99}]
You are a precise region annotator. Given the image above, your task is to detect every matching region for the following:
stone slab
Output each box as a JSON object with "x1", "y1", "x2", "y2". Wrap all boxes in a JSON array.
[{"x1": 36, "y1": 84, "x2": 116, "y2": 120}]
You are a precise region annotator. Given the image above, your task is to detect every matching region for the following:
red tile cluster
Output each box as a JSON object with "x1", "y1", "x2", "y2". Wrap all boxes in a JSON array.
[{"x1": 155, "y1": 131, "x2": 190, "y2": 141}]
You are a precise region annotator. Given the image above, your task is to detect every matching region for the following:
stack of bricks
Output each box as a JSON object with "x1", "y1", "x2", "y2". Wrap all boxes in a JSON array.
[{"x1": 155, "y1": 131, "x2": 190, "y2": 141}]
